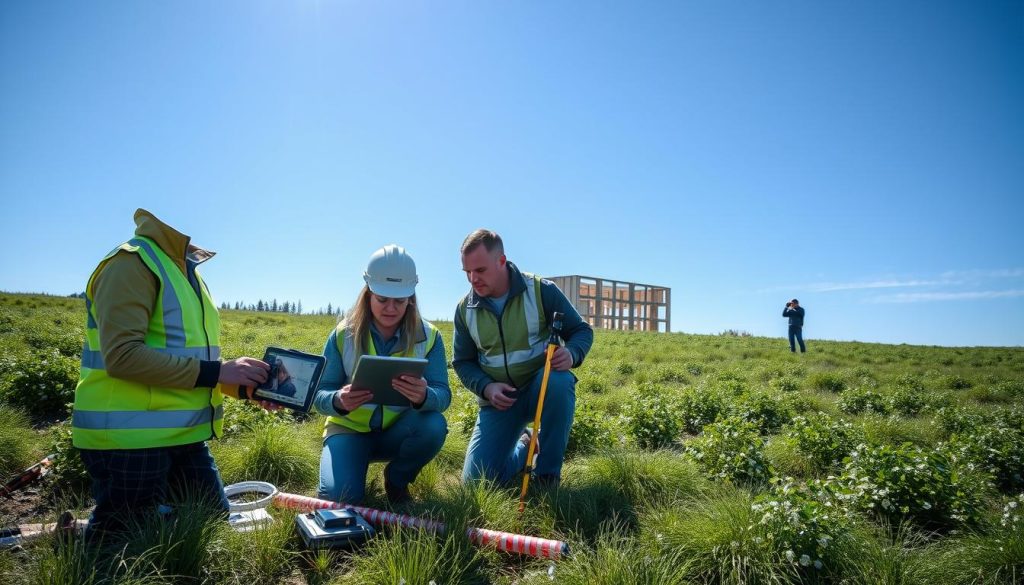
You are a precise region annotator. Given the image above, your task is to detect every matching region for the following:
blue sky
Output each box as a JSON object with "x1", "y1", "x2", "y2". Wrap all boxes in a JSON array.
[{"x1": 2, "y1": 1, "x2": 1022, "y2": 347}]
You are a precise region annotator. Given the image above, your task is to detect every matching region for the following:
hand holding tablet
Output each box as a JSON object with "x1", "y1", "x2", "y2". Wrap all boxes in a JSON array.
[
  {"x1": 251, "y1": 347, "x2": 326, "y2": 413},
  {"x1": 350, "y1": 355, "x2": 429, "y2": 407}
]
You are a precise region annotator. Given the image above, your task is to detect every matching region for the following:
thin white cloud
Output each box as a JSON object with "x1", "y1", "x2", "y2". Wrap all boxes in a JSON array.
[
  {"x1": 869, "y1": 290, "x2": 1024, "y2": 303},
  {"x1": 940, "y1": 268, "x2": 1024, "y2": 280},
  {"x1": 761, "y1": 270, "x2": 1024, "y2": 297},
  {"x1": 807, "y1": 279, "x2": 953, "y2": 292}
]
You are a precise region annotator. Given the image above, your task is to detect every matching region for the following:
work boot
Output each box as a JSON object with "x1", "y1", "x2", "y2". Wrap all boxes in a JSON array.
[
  {"x1": 520, "y1": 428, "x2": 540, "y2": 469},
  {"x1": 383, "y1": 464, "x2": 410, "y2": 505},
  {"x1": 53, "y1": 510, "x2": 77, "y2": 549}
]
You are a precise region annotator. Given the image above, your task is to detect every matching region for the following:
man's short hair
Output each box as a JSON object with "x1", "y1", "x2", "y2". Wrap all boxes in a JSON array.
[
  {"x1": 791, "y1": 299, "x2": 799, "y2": 304},
  {"x1": 461, "y1": 229, "x2": 504, "y2": 256}
]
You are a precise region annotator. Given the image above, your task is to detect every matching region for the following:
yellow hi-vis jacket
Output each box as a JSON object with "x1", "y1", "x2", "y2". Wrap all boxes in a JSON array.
[
  {"x1": 324, "y1": 320, "x2": 439, "y2": 434},
  {"x1": 72, "y1": 235, "x2": 223, "y2": 449}
]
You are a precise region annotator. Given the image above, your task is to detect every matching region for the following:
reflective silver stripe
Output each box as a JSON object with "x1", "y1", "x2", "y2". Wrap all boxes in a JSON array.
[
  {"x1": 478, "y1": 345, "x2": 547, "y2": 368},
  {"x1": 73, "y1": 405, "x2": 222, "y2": 430},
  {"x1": 340, "y1": 325, "x2": 430, "y2": 379},
  {"x1": 80, "y1": 346, "x2": 221, "y2": 370},
  {"x1": 520, "y1": 274, "x2": 545, "y2": 350},
  {"x1": 464, "y1": 304, "x2": 483, "y2": 350},
  {"x1": 128, "y1": 238, "x2": 187, "y2": 348},
  {"x1": 469, "y1": 274, "x2": 545, "y2": 365}
]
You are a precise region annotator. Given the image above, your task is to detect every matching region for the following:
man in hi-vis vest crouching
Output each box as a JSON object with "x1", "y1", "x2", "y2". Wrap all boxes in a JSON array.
[
  {"x1": 73, "y1": 209, "x2": 273, "y2": 540},
  {"x1": 454, "y1": 229, "x2": 594, "y2": 488}
]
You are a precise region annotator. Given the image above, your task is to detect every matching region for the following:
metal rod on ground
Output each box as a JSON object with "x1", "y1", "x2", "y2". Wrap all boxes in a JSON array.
[
  {"x1": 518, "y1": 312, "x2": 564, "y2": 514},
  {"x1": 273, "y1": 492, "x2": 569, "y2": 559},
  {"x1": 1, "y1": 454, "x2": 55, "y2": 498}
]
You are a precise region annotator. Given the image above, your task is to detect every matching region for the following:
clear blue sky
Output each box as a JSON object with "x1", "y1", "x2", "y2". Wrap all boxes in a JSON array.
[{"x1": 2, "y1": 1, "x2": 1022, "y2": 347}]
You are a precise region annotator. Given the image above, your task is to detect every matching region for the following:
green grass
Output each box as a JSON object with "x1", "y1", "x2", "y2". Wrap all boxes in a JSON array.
[{"x1": 2, "y1": 291, "x2": 1023, "y2": 584}]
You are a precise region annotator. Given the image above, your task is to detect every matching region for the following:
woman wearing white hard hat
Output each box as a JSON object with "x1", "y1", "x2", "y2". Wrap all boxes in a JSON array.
[{"x1": 312, "y1": 244, "x2": 450, "y2": 504}]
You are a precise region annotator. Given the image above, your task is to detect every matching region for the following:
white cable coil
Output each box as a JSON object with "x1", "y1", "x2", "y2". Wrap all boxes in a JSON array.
[{"x1": 224, "y1": 481, "x2": 278, "y2": 512}]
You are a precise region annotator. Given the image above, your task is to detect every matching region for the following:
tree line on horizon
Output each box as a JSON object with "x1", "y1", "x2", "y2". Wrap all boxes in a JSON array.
[{"x1": 218, "y1": 299, "x2": 346, "y2": 317}]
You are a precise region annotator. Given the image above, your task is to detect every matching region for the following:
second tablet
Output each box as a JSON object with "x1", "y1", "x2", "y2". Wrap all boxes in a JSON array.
[{"x1": 350, "y1": 355, "x2": 429, "y2": 406}]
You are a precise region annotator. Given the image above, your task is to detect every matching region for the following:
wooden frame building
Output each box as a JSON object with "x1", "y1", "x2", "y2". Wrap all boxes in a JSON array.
[{"x1": 546, "y1": 275, "x2": 670, "y2": 332}]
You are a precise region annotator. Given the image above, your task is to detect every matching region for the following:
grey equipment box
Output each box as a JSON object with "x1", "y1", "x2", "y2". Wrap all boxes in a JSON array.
[{"x1": 295, "y1": 508, "x2": 375, "y2": 550}]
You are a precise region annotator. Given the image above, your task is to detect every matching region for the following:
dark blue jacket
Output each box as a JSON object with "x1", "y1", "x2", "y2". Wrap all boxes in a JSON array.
[{"x1": 783, "y1": 306, "x2": 805, "y2": 327}]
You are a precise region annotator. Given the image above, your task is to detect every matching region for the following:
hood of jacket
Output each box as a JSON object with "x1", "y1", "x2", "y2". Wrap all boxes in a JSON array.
[{"x1": 133, "y1": 208, "x2": 215, "y2": 274}]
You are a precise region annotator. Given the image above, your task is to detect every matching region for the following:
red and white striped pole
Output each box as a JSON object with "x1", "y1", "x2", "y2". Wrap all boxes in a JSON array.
[{"x1": 273, "y1": 492, "x2": 569, "y2": 560}]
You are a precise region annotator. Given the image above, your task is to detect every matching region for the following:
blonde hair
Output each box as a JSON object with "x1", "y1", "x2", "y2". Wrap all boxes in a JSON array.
[{"x1": 343, "y1": 285, "x2": 421, "y2": 356}]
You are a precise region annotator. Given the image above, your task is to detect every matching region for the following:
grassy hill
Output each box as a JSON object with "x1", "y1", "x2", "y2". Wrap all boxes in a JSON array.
[{"x1": 1, "y1": 292, "x2": 1022, "y2": 584}]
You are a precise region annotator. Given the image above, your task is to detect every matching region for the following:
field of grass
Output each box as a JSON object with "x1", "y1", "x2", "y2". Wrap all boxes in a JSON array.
[{"x1": 1, "y1": 291, "x2": 1023, "y2": 584}]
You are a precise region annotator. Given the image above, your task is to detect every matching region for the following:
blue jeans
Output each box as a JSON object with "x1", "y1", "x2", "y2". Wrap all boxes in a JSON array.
[
  {"x1": 462, "y1": 369, "x2": 576, "y2": 485},
  {"x1": 318, "y1": 409, "x2": 447, "y2": 503},
  {"x1": 789, "y1": 325, "x2": 806, "y2": 352},
  {"x1": 79, "y1": 441, "x2": 229, "y2": 540}
]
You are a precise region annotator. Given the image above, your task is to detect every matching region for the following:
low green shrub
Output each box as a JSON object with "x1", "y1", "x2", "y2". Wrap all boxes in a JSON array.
[
  {"x1": 769, "y1": 377, "x2": 800, "y2": 393},
  {"x1": 683, "y1": 362, "x2": 704, "y2": 376},
  {"x1": 0, "y1": 350, "x2": 77, "y2": 422},
  {"x1": 222, "y1": 398, "x2": 292, "y2": 434},
  {"x1": 731, "y1": 390, "x2": 794, "y2": 434},
  {"x1": 677, "y1": 387, "x2": 727, "y2": 434},
  {"x1": 785, "y1": 413, "x2": 861, "y2": 469},
  {"x1": 749, "y1": 478, "x2": 852, "y2": 573},
  {"x1": 834, "y1": 443, "x2": 990, "y2": 529},
  {"x1": 577, "y1": 376, "x2": 609, "y2": 394},
  {"x1": 948, "y1": 423, "x2": 1024, "y2": 492},
  {"x1": 807, "y1": 371, "x2": 846, "y2": 393},
  {"x1": 888, "y1": 385, "x2": 928, "y2": 416},
  {"x1": 615, "y1": 362, "x2": 636, "y2": 376},
  {"x1": 932, "y1": 405, "x2": 987, "y2": 436},
  {"x1": 940, "y1": 374, "x2": 973, "y2": 390},
  {"x1": 685, "y1": 417, "x2": 772, "y2": 485},
  {"x1": 567, "y1": 403, "x2": 617, "y2": 456},
  {"x1": 839, "y1": 387, "x2": 889, "y2": 415},
  {"x1": 893, "y1": 373, "x2": 926, "y2": 393},
  {"x1": 652, "y1": 364, "x2": 688, "y2": 384},
  {"x1": 621, "y1": 384, "x2": 683, "y2": 449}
]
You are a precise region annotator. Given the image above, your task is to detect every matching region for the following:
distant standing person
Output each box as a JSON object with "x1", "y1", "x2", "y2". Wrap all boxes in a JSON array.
[{"x1": 783, "y1": 298, "x2": 806, "y2": 353}]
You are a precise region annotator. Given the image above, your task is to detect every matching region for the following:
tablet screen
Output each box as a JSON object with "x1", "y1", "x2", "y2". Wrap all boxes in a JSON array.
[
  {"x1": 252, "y1": 347, "x2": 325, "y2": 413},
  {"x1": 350, "y1": 355, "x2": 429, "y2": 407}
]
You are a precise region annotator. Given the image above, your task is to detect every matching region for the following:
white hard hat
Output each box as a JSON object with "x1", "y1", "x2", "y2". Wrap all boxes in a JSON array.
[{"x1": 363, "y1": 244, "x2": 418, "y2": 298}]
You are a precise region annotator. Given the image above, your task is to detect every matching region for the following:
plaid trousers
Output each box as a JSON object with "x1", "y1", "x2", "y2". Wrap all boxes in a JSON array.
[{"x1": 78, "y1": 441, "x2": 230, "y2": 539}]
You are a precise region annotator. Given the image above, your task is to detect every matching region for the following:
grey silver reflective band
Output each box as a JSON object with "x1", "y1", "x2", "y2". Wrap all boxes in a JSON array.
[
  {"x1": 81, "y1": 346, "x2": 221, "y2": 370},
  {"x1": 128, "y1": 238, "x2": 187, "y2": 348},
  {"x1": 73, "y1": 405, "x2": 224, "y2": 430}
]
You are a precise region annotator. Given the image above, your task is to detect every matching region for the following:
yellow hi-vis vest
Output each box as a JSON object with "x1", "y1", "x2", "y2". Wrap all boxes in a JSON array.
[
  {"x1": 72, "y1": 236, "x2": 223, "y2": 450},
  {"x1": 460, "y1": 271, "x2": 548, "y2": 388},
  {"x1": 324, "y1": 320, "x2": 439, "y2": 434}
]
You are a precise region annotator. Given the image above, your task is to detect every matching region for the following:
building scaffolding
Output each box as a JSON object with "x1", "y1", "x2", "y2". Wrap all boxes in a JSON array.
[{"x1": 546, "y1": 275, "x2": 670, "y2": 332}]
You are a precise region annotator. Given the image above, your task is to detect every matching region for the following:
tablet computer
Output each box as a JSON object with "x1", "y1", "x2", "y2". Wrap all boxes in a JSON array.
[
  {"x1": 350, "y1": 355, "x2": 429, "y2": 407},
  {"x1": 252, "y1": 347, "x2": 325, "y2": 413}
]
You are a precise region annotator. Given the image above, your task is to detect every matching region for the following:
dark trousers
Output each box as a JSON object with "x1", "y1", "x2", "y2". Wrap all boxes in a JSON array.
[
  {"x1": 79, "y1": 441, "x2": 229, "y2": 540},
  {"x1": 788, "y1": 325, "x2": 806, "y2": 352}
]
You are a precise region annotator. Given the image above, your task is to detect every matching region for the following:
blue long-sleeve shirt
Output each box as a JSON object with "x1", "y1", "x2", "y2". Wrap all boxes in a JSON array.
[
  {"x1": 452, "y1": 262, "x2": 594, "y2": 397},
  {"x1": 783, "y1": 306, "x2": 805, "y2": 327},
  {"x1": 313, "y1": 322, "x2": 451, "y2": 420}
]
